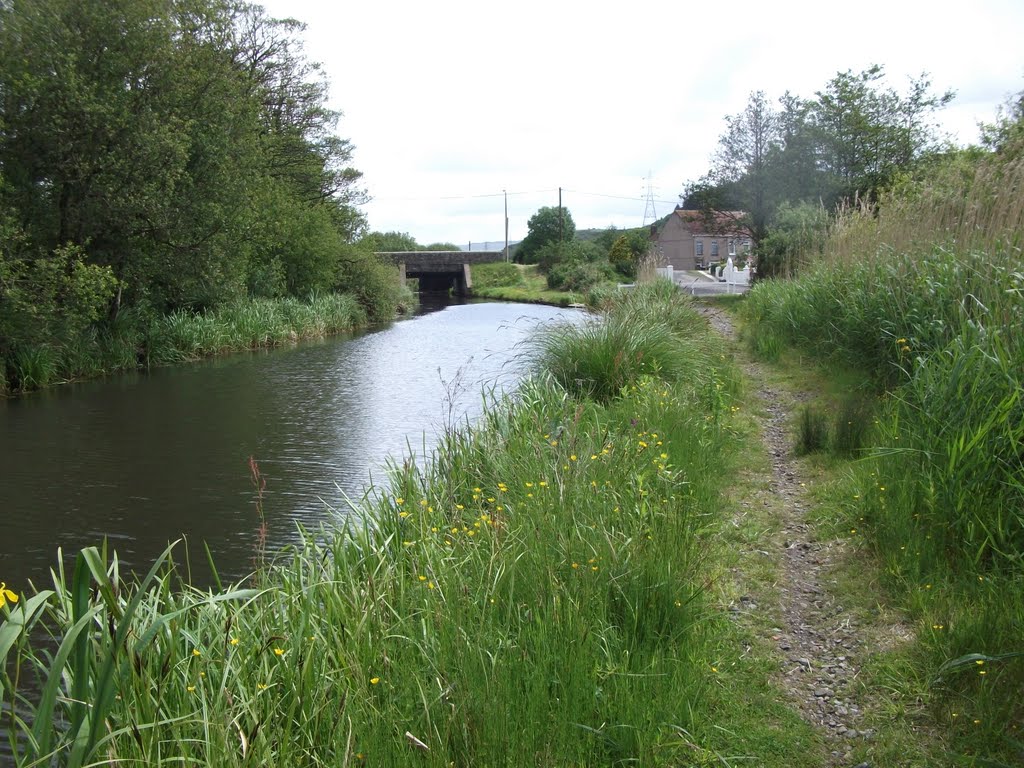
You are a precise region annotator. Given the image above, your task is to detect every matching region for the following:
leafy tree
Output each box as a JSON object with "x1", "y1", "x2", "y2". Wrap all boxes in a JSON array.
[
  {"x1": 546, "y1": 261, "x2": 614, "y2": 292},
  {"x1": 682, "y1": 66, "x2": 954, "y2": 262},
  {"x1": 0, "y1": 0, "x2": 367, "y2": 314},
  {"x1": 979, "y1": 88, "x2": 1024, "y2": 157},
  {"x1": 808, "y1": 65, "x2": 954, "y2": 202},
  {"x1": 517, "y1": 206, "x2": 575, "y2": 265},
  {"x1": 535, "y1": 239, "x2": 589, "y2": 273},
  {"x1": 704, "y1": 90, "x2": 780, "y2": 247},
  {"x1": 360, "y1": 231, "x2": 422, "y2": 252},
  {"x1": 766, "y1": 91, "x2": 826, "y2": 205},
  {"x1": 607, "y1": 231, "x2": 651, "y2": 278}
]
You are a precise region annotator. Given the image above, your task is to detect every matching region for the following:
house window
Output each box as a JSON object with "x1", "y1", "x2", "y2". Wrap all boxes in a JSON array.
[
  {"x1": 711, "y1": 241, "x2": 719, "y2": 257},
  {"x1": 695, "y1": 240, "x2": 703, "y2": 256},
  {"x1": 728, "y1": 239, "x2": 736, "y2": 256}
]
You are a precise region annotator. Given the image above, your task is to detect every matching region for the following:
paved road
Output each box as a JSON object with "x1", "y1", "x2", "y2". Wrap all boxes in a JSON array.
[{"x1": 675, "y1": 276, "x2": 751, "y2": 296}]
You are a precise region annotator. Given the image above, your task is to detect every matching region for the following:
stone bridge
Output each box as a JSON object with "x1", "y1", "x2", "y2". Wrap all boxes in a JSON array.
[{"x1": 377, "y1": 251, "x2": 506, "y2": 294}]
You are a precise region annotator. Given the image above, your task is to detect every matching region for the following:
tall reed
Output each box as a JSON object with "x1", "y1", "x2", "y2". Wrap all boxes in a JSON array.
[{"x1": 742, "y1": 139, "x2": 1024, "y2": 761}]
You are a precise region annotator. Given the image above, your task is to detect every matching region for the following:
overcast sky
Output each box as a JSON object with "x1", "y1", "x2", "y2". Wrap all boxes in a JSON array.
[{"x1": 257, "y1": 0, "x2": 1023, "y2": 246}]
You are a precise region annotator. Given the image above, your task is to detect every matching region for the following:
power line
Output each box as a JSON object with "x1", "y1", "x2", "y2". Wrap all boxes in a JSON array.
[
  {"x1": 368, "y1": 185, "x2": 682, "y2": 210},
  {"x1": 561, "y1": 188, "x2": 680, "y2": 206},
  {"x1": 371, "y1": 188, "x2": 558, "y2": 202}
]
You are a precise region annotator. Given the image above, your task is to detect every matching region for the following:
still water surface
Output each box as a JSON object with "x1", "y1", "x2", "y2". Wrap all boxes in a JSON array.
[{"x1": 1, "y1": 299, "x2": 576, "y2": 588}]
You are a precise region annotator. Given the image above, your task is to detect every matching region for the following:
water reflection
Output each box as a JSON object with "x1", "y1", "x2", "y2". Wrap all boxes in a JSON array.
[{"x1": 0, "y1": 300, "x2": 575, "y2": 588}]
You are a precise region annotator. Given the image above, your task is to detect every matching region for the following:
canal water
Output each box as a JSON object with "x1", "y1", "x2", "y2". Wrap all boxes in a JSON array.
[{"x1": 0, "y1": 298, "x2": 577, "y2": 590}]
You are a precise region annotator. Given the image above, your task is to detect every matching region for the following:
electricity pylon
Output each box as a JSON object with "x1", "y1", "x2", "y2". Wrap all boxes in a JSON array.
[{"x1": 642, "y1": 172, "x2": 657, "y2": 227}]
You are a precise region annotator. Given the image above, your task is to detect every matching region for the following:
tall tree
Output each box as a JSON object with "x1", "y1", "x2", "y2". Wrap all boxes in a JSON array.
[
  {"x1": 809, "y1": 65, "x2": 954, "y2": 202},
  {"x1": 684, "y1": 91, "x2": 781, "y2": 248},
  {"x1": 516, "y1": 206, "x2": 576, "y2": 265},
  {"x1": 0, "y1": 0, "x2": 367, "y2": 313}
]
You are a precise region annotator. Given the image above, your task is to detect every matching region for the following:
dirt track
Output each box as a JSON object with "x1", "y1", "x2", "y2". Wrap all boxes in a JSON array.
[{"x1": 698, "y1": 304, "x2": 874, "y2": 767}]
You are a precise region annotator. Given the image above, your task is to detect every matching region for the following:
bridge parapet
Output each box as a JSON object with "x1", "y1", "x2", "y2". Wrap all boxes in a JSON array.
[
  {"x1": 376, "y1": 251, "x2": 506, "y2": 294},
  {"x1": 376, "y1": 251, "x2": 505, "y2": 270}
]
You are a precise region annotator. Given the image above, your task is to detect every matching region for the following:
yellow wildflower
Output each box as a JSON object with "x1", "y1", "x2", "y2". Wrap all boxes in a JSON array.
[
  {"x1": 0, "y1": 582, "x2": 19, "y2": 608},
  {"x1": 370, "y1": 677, "x2": 380, "y2": 685},
  {"x1": 274, "y1": 648, "x2": 284, "y2": 656}
]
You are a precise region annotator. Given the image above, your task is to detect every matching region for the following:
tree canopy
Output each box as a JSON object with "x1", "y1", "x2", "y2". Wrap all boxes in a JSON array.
[
  {"x1": 0, "y1": 0, "x2": 379, "y2": 370},
  {"x1": 516, "y1": 206, "x2": 575, "y2": 264},
  {"x1": 683, "y1": 66, "x2": 955, "y2": 252}
]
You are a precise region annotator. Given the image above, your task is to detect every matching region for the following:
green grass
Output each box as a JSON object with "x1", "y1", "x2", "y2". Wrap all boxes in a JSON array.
[
  {"x1": 530, "y1": 281, "x2": 723, "y2": 405},
  {"x1": 794, "y1": 405, "x2": 829, "y2": 455},
  {"x1": 3, "y1": 285, "x2": 772, "y2": 766},
  {"x1": 737, "y1": 139, "x2": 1024, "y2": 764},
  {"x1": 470, "y1": 263, "x2": 583, "y2": 306},
  {"x1": 1, "y1": 290, "x2": 404, "y2": 394},
  {"x1": 145, "y1": 293, "x2": 369, "y2": 366}
]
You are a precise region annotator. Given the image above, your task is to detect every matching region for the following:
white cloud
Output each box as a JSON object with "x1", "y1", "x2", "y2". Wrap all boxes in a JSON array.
[{"x1": 258, "y1": 0, "x2": 1024, "y2": 244}]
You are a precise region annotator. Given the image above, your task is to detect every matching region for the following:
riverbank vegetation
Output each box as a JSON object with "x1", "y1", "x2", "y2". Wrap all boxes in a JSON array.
[
  {"x1": 511, "y1": 205, "x2": 654, "y2": 291},
  {"x1": 468, "y1": 262, "x2": 581, "y2": 306},
  {"x1": 0, "y1": 0, "x2": 406, "y2": 396},
  {"x1": 740, "y1": 122, "x2": 1024, "y2": 763},
  {"x1": 1, "y1": 285, "x2": 822, "y2": 766}
]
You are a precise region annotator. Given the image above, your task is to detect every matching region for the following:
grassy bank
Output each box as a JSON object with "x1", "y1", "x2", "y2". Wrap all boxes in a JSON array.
[
  {"x1": 3, "y1": 284, "x2": 773, "y2": 766},
  {"x1": 468, "y1": 262, "x2": 583, "y2": 306},
  {"x1": 2, "y1": 288, "x2": 415, "y2": 395},
  {"x1": 740, "y1": 143, "x2": 1024, "y2": 763}
]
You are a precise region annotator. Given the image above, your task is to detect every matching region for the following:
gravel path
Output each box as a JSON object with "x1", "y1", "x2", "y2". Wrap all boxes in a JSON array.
[{"x1": 698, "y1": 304, "x2": 873, "y2": 768}]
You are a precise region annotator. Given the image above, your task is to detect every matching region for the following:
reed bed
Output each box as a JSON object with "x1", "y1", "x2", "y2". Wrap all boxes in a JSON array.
[
  {"x1": 743, "y1": 142, "x2": 1024, "y2": 762},
  {"x1": 145, "y1": 293, "x2": 368, "y2": 366},
  {"x1": 1, "y1": 291, "x2": 385, "y2": 393},
  {"x1": 2, "y1": 285, "x2": 743, "y2": 766}
]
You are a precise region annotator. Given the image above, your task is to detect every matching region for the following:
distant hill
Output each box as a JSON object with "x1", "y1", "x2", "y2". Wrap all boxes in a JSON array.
[{"x1": 462, "y1": 241, "x2": 519, "y2": 252}]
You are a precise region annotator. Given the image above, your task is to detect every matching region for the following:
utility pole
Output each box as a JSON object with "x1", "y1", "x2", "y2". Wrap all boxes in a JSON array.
[
  {"x1": 504, "y1": 189, "x2": 509, "y2": 262},
  {"x1": 558, "y1": 187, "x2": 563, "y2": 243}
]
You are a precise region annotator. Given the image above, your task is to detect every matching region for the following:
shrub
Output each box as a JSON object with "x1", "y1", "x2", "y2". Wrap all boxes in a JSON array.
[
  {"x1": 531, "y1": 284, "x2": 713, "y2": 403},
  {"x1": 546, "y1": 261, "x2": 614, "y2": 293},
  {"x1": 335, "y1": 244, "x2": 404, "y2": 321}
]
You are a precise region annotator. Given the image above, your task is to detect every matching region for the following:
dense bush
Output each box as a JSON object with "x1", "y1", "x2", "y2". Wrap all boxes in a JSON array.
[{"x1": 545, "y1": 260, "x2": 615, "y2": 293}]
